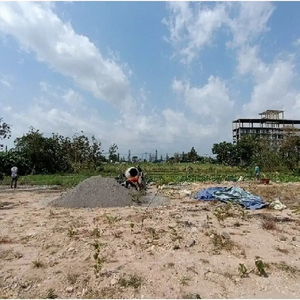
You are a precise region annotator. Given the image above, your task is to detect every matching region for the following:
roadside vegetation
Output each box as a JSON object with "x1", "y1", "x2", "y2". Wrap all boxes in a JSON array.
[{"x1": 1, "y1": 117, "x2": 300, "y2": 187}]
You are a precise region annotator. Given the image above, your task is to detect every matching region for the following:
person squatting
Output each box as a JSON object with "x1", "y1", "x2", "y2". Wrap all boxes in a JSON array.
[{"x1": 123, "y1": 166, "x2": 145, "y2": 191}]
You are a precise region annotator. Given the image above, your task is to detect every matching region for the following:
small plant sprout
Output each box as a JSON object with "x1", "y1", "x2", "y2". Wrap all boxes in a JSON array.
[
  {"x1": 238, "y1": 263, "x2": 248, "y2": 278},
  {"x1": 255, "y1": 258, "x2": 268, "y2": 277}
]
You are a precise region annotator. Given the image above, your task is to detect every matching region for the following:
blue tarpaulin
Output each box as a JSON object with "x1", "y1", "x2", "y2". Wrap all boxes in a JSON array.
[
  {"x1": 194, "y1": 186, "x2": 267, "y2": 210},
  {"x1": 194, "y1": 187, "x2": 224, "y2": 200}
]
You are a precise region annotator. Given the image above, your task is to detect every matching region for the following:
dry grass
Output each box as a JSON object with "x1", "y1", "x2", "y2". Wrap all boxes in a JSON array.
[
  {"x1": 0, "y1": 236, "x2": 13, "y2": 244},
  {"x1": 180, "y1": 276, "x2": 191, "y2": 286},
  {"x1": 212, "y1": 233, "x2": 235, "y2": 253},
  {"x1": 118, "y1": 273, "x2": 143, "y2": 289},
  {"x1": 273, "y1": 262, "x2": 300, "y2": 276},
  {"x1": 67, "y1": 272, "x2": 80, "y2": 284},
  {"x1": 32, "y1": 259, "x2": 45, "y2": 268},
  {"x1": 262, "y1": 219, "x2": 277, "y2": 230}
]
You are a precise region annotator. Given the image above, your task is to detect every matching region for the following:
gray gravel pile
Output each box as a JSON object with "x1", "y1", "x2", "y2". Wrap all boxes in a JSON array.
[{"x1": 49, "y1": 176, "x2": 135, "y2": 208}]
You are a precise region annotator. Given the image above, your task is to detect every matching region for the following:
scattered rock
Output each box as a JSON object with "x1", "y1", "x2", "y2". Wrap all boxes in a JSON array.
[
  {"x1": 110, "y1": 277, "x2": 119, "y2": 285},
  {"x1": 187, "y1": 239, "x2": 196, "y2": 247},
  {"x1": 279, "y1": 235, "x2": 287, "y2": 242},
  {"x1": 221, "y1": 232, "x2": 231, "y2": 240},
  {"x1": 201, "y1": 223, "x2": 210, "y2": 229},
  {"x1": 66, "y1": 287, "x2": 74, "y2": 293},
  {"x1": 184, "y1": 221, "x2": 194, "y2": 227},
  {"x1": 292, "y1": 237, "x2": 296, "y2": 241},
  {"x1": 179, "y1": 189, "x2": 192, "y2": 198}
]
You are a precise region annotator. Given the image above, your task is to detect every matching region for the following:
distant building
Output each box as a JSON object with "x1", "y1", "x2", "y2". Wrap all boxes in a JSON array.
[{"x1": 232, "y1": 110, "x2": 300, "y2": 144}]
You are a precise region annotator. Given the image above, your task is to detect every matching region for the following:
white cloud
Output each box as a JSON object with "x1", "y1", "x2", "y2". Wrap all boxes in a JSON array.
[
  {"x1": 163, "y1": 2, "x2": 228, "y2": 64},
  {"x1": 63, "y1": 89, "x2": 83, "y2": 106},
  {"x1": 293, "y1": 38, "x2": 300, "y2": 47},
  {"x1": 0, "y1": 79, "x2": 12, "y2": 89},
  {"x1": 238, "y1": 46, "x2": 297, "y2": 116},
  {"x1": 163, "y1": 2, "x2": 274, "y2": 64},
  {"x1": 226, "y1": 2, "x2": 274, "y2": 48},
  {"x1": 173, "y1": 76, "x2": 234, "y2": 122},
  {"x1": 0, "y1": 2, "x2": 133, "y2": 109}
]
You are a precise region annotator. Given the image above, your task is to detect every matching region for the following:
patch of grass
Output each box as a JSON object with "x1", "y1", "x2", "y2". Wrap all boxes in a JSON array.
[
  {"x1": 83, "y1": 286, "x2": 119, "y2": 299},
  {"x1": 67, "y1": 273, "x2": 79, "y2": 285},
  {"x1": 32, "y1": 259, "x2": 45, "y2": 268},
  {"x1": 104, "y1": 214, "x2": 120, "y2": 225},
  {"x1": 213, "y1": 203, "x2": 235, "y2": 222},
  {"x1": 90, "y1": 227, "x2": 100, "y2": 237},
  {"x1": 112, "y1": 230, "x2": 123, "y2": 238},
  {"x1": 93, "y1": 240, "x2": 106, "y2": 277},
  {"x1": 233, "y1": 221, "x2": 241, "y2": 227},
  {"x1": 200, "y1": 258, "x2": 209, "y2": 264},
  {"x1": 166, "y1": 262, "x2": 175, "y2": 268},
  {"x1": 262, "y1": 219, "x2": 277, "y2": 230},
  {"x1": 255, "y1": 258, "x2": 268, "y2": 277},
  {"x1": 182, "y1": 293, "x2": 201, "y2": 299},
  {"x1": 168, "y1": 226, "x2": 183, "y2": 242},
  {"x1": 147, "y1": 227, "x2": 159, "y2": 240},
  {"x1": 118, "y1": 273, "x2": 142, "y2": 289},
  {"x1": 180, "y1": 276, "x2": 191, "y2": 286},
  {"x1": 44, "y1": 288, "x2": 58, "y2": 299},
  {"x1": 238, "y1": 263, "x2": 249, "y2": 278},
  {"x1": 273, "y1": 261, "x2": 300, "y2": 275},
  {"x1": 0, "y1": 236, "x2": 13, "y2": 244},
  {"x1": 67, "y1": 226, "x2": 77, "y2": 237},
  {"x1": 212, "y1": 233, "x2": 235, "y2": 253}
]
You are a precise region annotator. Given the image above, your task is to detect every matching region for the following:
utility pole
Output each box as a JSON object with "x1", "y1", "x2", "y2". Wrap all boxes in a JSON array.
[
  {"x1": 142, "y1": 152, "x2": 148, "y2": 162},
  {"x1": 128, "y1": 150, "x2": 131, "y2": 163}
]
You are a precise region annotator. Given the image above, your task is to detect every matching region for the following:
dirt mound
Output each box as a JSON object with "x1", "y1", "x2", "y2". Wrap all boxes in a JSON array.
[{"x1": 49, "y1": 176, "x2": 135, "y2": 208}]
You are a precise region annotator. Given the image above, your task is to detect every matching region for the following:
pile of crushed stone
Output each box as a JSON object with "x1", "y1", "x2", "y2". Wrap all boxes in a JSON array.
[{"x1": 49, "y1": 176, "x2": 137, "y2": 208}]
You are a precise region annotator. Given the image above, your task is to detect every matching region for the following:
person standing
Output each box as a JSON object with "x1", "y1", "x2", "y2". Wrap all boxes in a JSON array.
[
  {"x1": 11, "y1": 166, "x2": 18, "y2": 189},
  {"x1": 254, "y1": 165, "x2": 260, "y2": 181}
]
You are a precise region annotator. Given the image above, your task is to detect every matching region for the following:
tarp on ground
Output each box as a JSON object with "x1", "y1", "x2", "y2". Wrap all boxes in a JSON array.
[{"x1": 194, "y1": 186, "x2": 267, "y2": 210}]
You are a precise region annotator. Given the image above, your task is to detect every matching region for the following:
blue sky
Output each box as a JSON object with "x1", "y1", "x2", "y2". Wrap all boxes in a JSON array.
[{"x1": 1, "y1": 1, "x2": 300, "y2": 159}]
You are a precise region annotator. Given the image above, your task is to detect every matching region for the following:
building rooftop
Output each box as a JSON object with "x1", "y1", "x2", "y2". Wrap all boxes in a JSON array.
[
  {"x1": 259, "y1": 110, "x2": 284, "y2": 115},
  {"x1": 232, "y1": 118, "x2": 300, "y2": 124}
]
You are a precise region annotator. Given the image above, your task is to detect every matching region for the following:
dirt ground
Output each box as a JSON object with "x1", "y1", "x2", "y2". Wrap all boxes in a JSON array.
[{"x1": 1, "y1": 181, "x2": 300, "y2": 299}]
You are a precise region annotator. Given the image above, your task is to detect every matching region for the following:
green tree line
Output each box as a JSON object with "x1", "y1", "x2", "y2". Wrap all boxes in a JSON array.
[{"x1": 212, "y1": 128, "x2": 300, "y2": 172}]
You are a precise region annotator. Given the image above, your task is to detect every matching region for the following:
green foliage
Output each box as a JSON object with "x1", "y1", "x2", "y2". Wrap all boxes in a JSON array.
[
  {"x1": 0, "y1": 117, "x2": 11, "y2": 140},
  {"x1": 93, "y1": 240, "x2": 106, "y2": 277},
  {"x1": 108, "y1": 143, "x2": 118, "y2": 162},
  {"x1": 255, "y1": 258, "x2": 268, "y2": 277},
  {"x1": 212, "y1": 133, "x2": 300, "y2": 172},
  {"x1": 238, "y1": 263, "x2": 248, "y2": 278},
  {"x1": 0, "y1": 128, "x2": 107, "y2": 175}
]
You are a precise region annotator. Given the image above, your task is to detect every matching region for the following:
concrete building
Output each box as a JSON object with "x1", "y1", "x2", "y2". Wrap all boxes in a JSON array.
[{"x1": 232, "y1": 110, "x2": 300, "y2": 144}]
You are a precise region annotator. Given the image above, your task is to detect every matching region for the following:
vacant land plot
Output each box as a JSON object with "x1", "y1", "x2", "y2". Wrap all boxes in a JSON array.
[{"x1": 1, "y1": 181, "x2": 300, "y2": 298}]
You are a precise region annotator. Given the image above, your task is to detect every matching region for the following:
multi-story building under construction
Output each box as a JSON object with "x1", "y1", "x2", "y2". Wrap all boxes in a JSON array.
[{"x1": 232, "y1": 110, "x2": 300, "y2": 144}]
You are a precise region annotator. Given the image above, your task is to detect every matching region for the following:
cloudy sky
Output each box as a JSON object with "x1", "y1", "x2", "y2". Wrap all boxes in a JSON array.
[{"x1": 1, "y1": 1, "x2": 300, "y2": 158}]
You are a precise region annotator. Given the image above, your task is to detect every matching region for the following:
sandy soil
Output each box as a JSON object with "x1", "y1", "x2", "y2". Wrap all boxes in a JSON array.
[{"x1": 1, "y1": 181, "x2": 300, "y2": 299}]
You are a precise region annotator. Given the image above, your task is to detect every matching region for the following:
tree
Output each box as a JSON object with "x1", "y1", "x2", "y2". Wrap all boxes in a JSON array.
[
  {"x1": 0, "y1": 118, "x2": 11, "y2": 140},
  {"x1": 279, "y1": 128, "x2": 300, "y2": 170},
  {"x1": 212, "y1": 141, "x2": 239, "y2": 166},
  {"x1": 108, "y1": 143, "x2": 118, "y2": 162},
  {"x1": 187, "y1": 146, "x2": 199, "y2": 162},
  {"x1": 236, "y1": 135, "x2": 262, "y2": 166}
]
